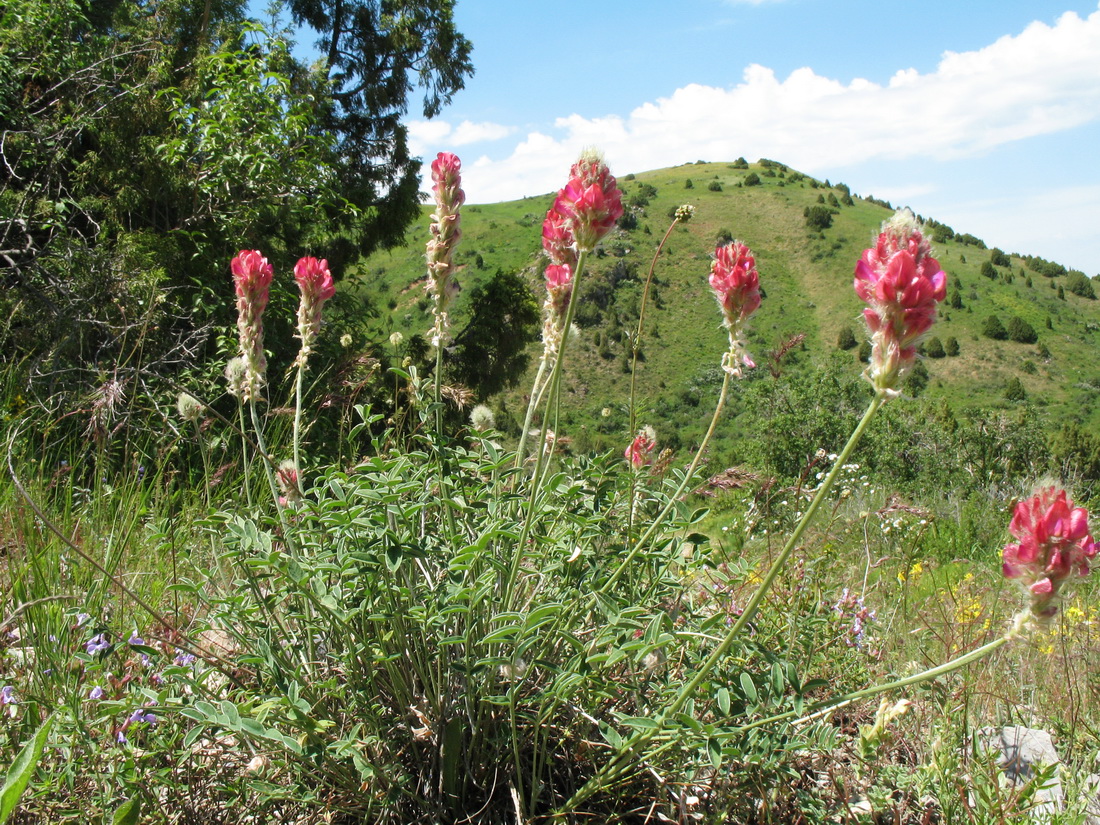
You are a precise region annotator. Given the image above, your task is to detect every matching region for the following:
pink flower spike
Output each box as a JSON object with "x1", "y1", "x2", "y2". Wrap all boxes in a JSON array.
[
  {"x1": 709, "y1": 240, "x2": 761, "y2": 376},
  {"x1": 625, "y1": 427, "x2": 657, "y2": 469},
  {"x1": 293, "y1": 257, "x2": 335, "y2": 363},
  {"x1": 854, "y1": 209, "x2": 947, "y2": 398},
  {"x1": 231, "y1": 249, "x2": 274, "y2": 401},
  {"x1": 425, "y1": 152, "x2": 464, "y2": 346},
  {"x1": 232, "y1": 249, "x2": 274, "y2": 305},
  {"x1": 294, "y1": 257, "x2": 335, "y2": 303},
  {"x1": 1002, "y1": 487, "x2": 1098, "y2": 620},
  {"x1": 552, "y1": 150, "x2": 623, "y2": 253}
]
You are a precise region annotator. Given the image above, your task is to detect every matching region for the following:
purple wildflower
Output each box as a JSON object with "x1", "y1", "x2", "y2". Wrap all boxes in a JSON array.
[
  {"x1": 89, "y1": 685, "x2": 105, "y2": 700},
  {"x1": 1, "y1": 685, "x2": 14, "y2": 705},
  {"x1": 86, "y1": 633, "x2": 109, "y2": 655}
]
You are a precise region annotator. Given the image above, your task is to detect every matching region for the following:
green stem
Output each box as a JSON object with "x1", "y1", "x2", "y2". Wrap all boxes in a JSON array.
[
  {"x1": 600, "y1": 366, "x2": 733, "y2": 596},
  {"x1": 293, "y1": 356, "x2": 306, "y2": 481},
  {"x1": 736, "y1": 632, "x2": 1012, "y2": 737},
  {"x1": 566, "y1": 391, "x2": 887, "y2": 811},
  {"x1": 237, "y1": 402, "x2": 253, "y2": 510},
  {"x1": 504, "y1": 249, "x2": 590, "y2": 610},
  {"x1": 628, "y1": 216, "x2": 680, "y2": 442}
]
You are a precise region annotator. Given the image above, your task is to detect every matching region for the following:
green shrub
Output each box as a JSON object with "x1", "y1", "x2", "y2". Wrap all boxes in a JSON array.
[
  {"x1": 1066, "y1": 271, "x2": 1096, "y2": 299},
  {"x1": 944, "y1": 336, "x2": 960, "y2": 356},
  {"x1": 708, "y1": 180, "x2": 723, "y2": 192},
  {"x1": 1006, "y1": 316, "x2": 1038, "y2": 344},
  {"x1": 836, "y1": 326, "x2": 858, "y2": 350},
  {"x1": 982, "y1": 314, "x2": 1008, "y2": 340},
  {"x1": 743, "y1": 172, "x2": 761, "y2": 186},
  {"x1": 924, "y1": 337, "x2": 945, "y2": 358},
  {"x1": 980, "y1": 261, "x2": 997, "y2": 280},
  {"x1": 990, "y1": 248, "x2": 1010, "y2": 267},
  {"x1": 1004, "y1": 376, "x2": 1027, "y2": 402},
  {"x1": 684, "y1": 178, "x2": 694, "y2": 189},
  {"x1": 732, "y1": 157, "x2": 748, "y2": 168},
  {"x1": 803, "y1": 205, "x2": 833, "y2": 230}
]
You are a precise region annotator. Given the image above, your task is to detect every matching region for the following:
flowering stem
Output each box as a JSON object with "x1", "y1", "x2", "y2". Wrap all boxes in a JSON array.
[
  {"x1": 505, "y1": 249, "x2": 590, "y2": 610},
  {"x1": 237, "y1": 402, "x2": 254, "y2": 510},
  {"x1": 249, "y1": 400, "x2": 295, "y2": 549},
  {"x1": 624, "y1": 215, "x2": 681, "y2": 536},
  {"x1": 293, "y1": 357, "x2": 306, "y2": 482},
  {"x1": 628, "y1": 215, "x2": 680, "y2": 442},
  {"x1": 737, "y1": 632, "x2": 1012, "y2": 737},
  {"x1": 600, "y1": 364, "x2": 733, "y2": 596},
  {"x1": 569, "y1": 391, "x2": 886, "y2": 811}
]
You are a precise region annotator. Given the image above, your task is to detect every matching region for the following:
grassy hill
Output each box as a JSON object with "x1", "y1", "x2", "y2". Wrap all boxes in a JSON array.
[{"x1": 349, "y1": 159, "x2": 1100, "y2": 451}]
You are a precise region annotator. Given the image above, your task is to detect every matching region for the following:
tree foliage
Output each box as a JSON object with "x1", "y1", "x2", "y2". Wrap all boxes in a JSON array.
[{"x1": 1, "y1": 0, "x2": 471, "y2": 443}]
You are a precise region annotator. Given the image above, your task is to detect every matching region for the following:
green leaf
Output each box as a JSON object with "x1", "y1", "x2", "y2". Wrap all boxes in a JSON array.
[
  {"x1": 739, "y1": 672, "x2": 757, "y2": 704},
  {"x1": 112, "y1": 798, "x2": 140, "y2": 825},
  {"x1": 716, "y1": 687, "x2": 731, "y2": 715},
  {"x1": 618, "y1": 716, "x2": 659, "y2": 731},
  {"x1": 0, "y1": 714, "x2": 54, "y2": 825},
  {"x1": 707, "y1": 737, "x2": 723, "y2": 770}
]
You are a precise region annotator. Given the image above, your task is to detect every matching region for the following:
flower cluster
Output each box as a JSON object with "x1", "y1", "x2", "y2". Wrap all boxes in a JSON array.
[
  {"x1": 854, "y1": 209, "x2": 947, "y2": 398},
  {"x1": 293, "y1": 256, "x2": 335, "y2": 364},
  {"x1": 709, "y1": 240, "x2": 761, "y2": 376},
  {"x1": 1003, "y1": 487, "x2": 1098, "y2": 619},
  {"x1": 624, "y1": 426, "x2": 657, "y2": 469},
  {"x1": 539, "y1": 150, "x2": 623, "y2": 359},
  {"x1": 425, "y1": 151, "x2": 464, "y2": 346},
  {"x1": 833, "y1": 588, "x2": 877, "y2": 650},
  {"x1": 231, "y1": 250, "x2": 274, "y2": 401},
  {"x1": 550, "y1": 149, "x2": 623, "y2": 254}
]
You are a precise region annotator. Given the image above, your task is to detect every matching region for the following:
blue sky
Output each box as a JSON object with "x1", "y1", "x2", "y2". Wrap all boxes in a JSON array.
[
  {"x1": 392, "y1": 0, "x2": 1100, "y2": 276},
  {"x1": 267, "y1": 0, "x2": 1100, "y2": 273}
]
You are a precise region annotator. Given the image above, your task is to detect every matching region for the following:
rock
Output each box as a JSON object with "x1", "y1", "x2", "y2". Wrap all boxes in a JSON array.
[{"x1": 975, "y1": 726, "x2": 1062, "y2": 820}]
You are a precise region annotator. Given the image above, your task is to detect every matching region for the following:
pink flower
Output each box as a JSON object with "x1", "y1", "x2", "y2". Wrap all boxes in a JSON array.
[
  {"x1": 231, "y1": 250, "x2": 274, "y2": 401},
  {"x1": 625, "y1": 427, "x2": 657, "y2": 469},
  {"x1": 276, "y1": 460, "x2": 302, "y2": 505},
  {"x1": 294, "y1": 257, "x2": 335, "y2": 304},
  {"x1": 551, "y1": 150, "x2": 623, "y2": 253},
  {"x1": 710, "y1": 241, "x2": 761, "y2": 326},
  {"x1": 854, "y1": 210, "x2": 947, "y2": 397},
  {"x1": 426, "y1": 152, "x2": 464, "y2": 345},
  {"x1": 293, "y1": 257, "x2": 335, "y2": 362},
  {"x1": 1003, "y1": 487, "x2": 1098, "y2": 619},
  {"x1": 709, "y1": 241, "x2": 761, "y2": 376}
]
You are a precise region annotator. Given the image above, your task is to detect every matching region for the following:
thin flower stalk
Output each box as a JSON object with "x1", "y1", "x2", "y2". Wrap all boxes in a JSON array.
[
  {"x1": 627, "y1": 205, "x2": 693, "y2": 437},
  {"x1": 514, "y1": 150, "x2": 621, "y2": 473}
]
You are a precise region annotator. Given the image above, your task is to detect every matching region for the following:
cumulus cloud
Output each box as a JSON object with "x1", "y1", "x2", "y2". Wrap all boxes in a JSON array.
[
  {"x1": 442, "y1": 8, "x2": 1100, "y2": 204},
  {"x1": 407, "y1": 119, "x2": 514, "y2": 155}
]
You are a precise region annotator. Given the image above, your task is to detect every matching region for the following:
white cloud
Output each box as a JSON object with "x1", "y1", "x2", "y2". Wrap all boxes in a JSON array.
[
  {"x1": 442, "y1": 8, "x2": 1100, "y2": 206},
  {"x1": 407, "y1": 119, "x2": 514, "y2": 156}
]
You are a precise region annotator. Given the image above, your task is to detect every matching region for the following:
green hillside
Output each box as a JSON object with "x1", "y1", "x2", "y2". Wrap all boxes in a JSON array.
[{"x1": 350, "y1": 159, "x2": 1100, "y2": 448}]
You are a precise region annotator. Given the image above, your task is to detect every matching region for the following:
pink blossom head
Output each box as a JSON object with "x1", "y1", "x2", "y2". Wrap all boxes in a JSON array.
[
  {"x1": 854, "y1": 209, "x2": 946, "y2": 398},
  {"x1": 625, "y1": 426, "x2": 657, "y2": 469},
  {"x1": 552, "y1": 149, "x2": 623, "y2": 253},
  {"x1": 431, "y1": 152, "x2": 464, "y2": 209},
  {"x1": 1003, "y1": 487, "x2": 1098, "y2": 620},
  {"x1": 293, "y1": 257, "x2": 335, "y2": 362},
  {"x1": 709, "y1": 240, "x2": 761, "y2": 376},
  {"x1": 231, "y1": 250, "x2": 274, "y2": 401},
  {"x1": 294, "y1": 257, "x2": 335, "y2": 304},
  {"x1": 232, "y1": 249, "x2": 274, "y2": 307},
  {"x1": 710, "y1": 241, "x2": 761, "y2": 326},
  {"x1": 426, "y1": 152, "x2": 464, "y2": 345}
]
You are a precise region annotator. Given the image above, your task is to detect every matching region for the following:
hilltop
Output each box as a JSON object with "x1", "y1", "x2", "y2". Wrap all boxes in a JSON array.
[{"x1": 350, "y1": 159, "x2": 1100, "y2": 451}]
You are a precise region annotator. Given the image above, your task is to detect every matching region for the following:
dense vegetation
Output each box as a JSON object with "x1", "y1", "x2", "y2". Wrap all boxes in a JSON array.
[{"x1": 3, "y1": 5, "x2": 1100, "y2": 822}]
